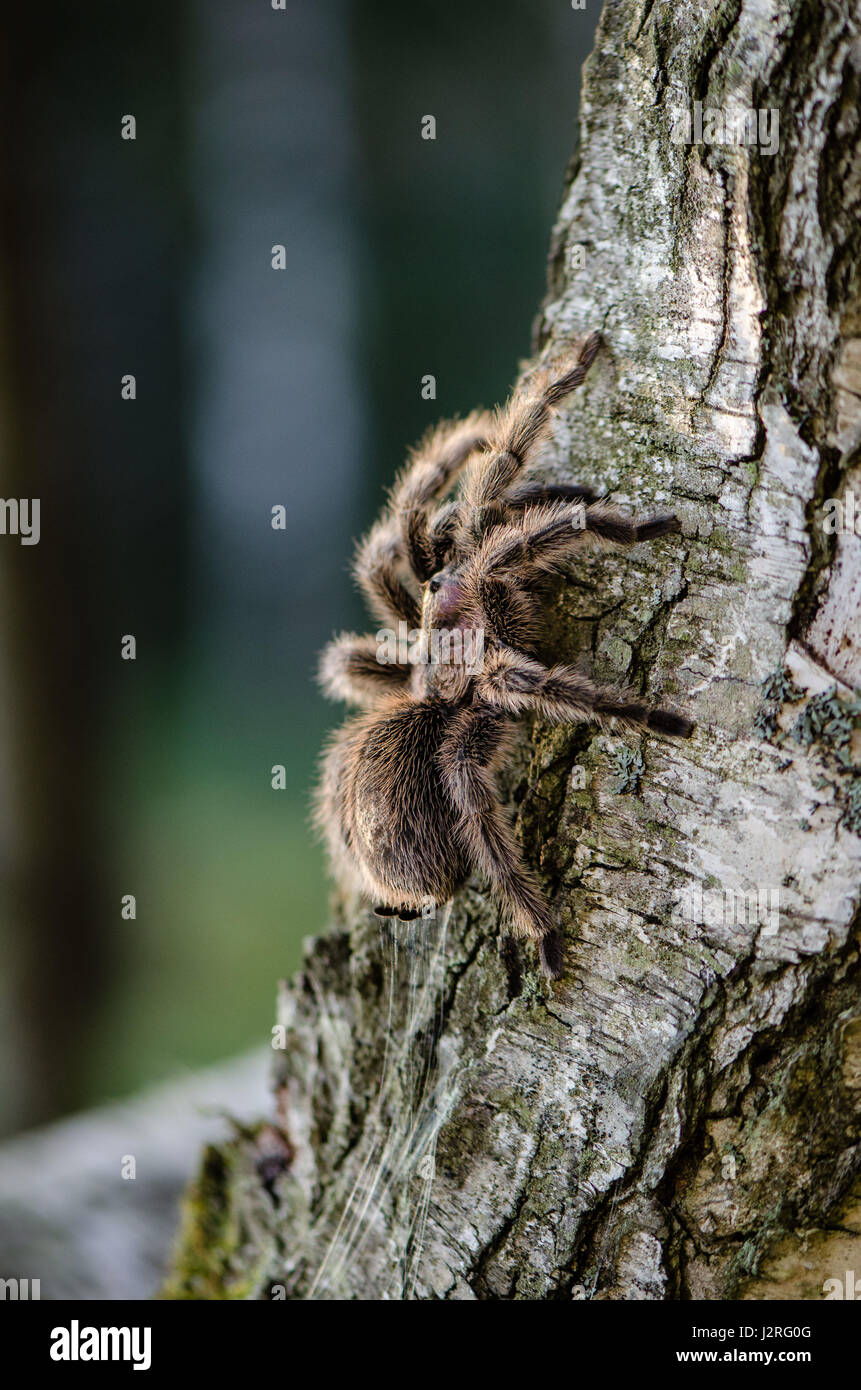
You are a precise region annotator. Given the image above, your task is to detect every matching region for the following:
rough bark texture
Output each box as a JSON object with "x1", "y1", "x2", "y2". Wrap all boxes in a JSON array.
[{"x1": 167, "y1": 0, "x2": 861, "y2": 1300}]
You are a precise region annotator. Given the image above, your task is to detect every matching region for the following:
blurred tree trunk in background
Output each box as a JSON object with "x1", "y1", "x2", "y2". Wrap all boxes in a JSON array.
[
  {"x1": 168, "y1": 0, "x2": 861, "y2": 1299},
  {"x1": 0, "y1": 3, "x2": 190, "y2": 1132}
]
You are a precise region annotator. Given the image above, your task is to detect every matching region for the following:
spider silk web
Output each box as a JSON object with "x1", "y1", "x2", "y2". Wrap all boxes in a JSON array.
[{"x1": 306, "y1": 901, "x2": 457, "y2": 1300}]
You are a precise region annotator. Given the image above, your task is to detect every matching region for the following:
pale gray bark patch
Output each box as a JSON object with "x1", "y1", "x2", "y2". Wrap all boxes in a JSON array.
[
  {"x1": 168, "y1": 0, "x2": 861, "y2": 1300},
  {"x1": 0, "y1": 1052, "x2": 269, "y2": 1299}
]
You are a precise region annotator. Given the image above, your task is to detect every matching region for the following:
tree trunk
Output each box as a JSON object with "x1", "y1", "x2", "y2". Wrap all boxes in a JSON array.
[{"x1": 166, "y1": 0, "x2": 861, "y2": 1301}]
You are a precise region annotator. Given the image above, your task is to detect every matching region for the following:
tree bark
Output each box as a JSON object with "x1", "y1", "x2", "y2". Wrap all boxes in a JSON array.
[{"x1": 167, "y1": 0, "x2": 861, "y2": 1301}]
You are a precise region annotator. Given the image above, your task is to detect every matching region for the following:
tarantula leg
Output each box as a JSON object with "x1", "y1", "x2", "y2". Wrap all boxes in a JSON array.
[
  {"x1": 583, "y1": 506, "x2": 681, "y2": 544},
  {"x1": 631, "y1": 513, "x2": 681, "y2": 541},
  {"x1": 354, "y1": 521, "x2": 422, "y2": 628},
  {"x1": 503, "y1": 481, "x2": 599, "y2": 508},
  {"x1": 539, "y1": 930, "x2": 564, "y2": 980},
  {"x1": 469, "y1": 499, "x2": 681, "y2": 580},
  {"x1": 458, "y1": 332, "x2": 602, "y2": 527},
  {"x1": 318, "y1": 632, "x2": 411, "y2": 706},
  {"x1": 466, "y1": 483, "x2": 601, "y2": 547},
  {"x1": 353, "y1": 414, "x2": 493, "y2": 620},
  {"x1": 393, "y1": 413, "x2": 493, "y2": 580},
  {"x1": 476, "y1": 647, "x2": 694, "y2": 739},
  {"x1": 440, "y1": 708, "x2": 565, "y2": 980},
  {"x1": 425, "y1": 500, "x2": 461, "y2": 573}
]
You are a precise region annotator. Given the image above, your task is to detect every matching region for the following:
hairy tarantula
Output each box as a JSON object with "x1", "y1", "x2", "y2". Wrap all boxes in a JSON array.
[{"x1": 315, "y1": 333, "x2": 692, "y2": 979}]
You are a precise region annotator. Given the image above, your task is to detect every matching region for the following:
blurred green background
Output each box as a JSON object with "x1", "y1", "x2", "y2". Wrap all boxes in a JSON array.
[{"x1": 0, "y1": 0, "x2": 599, "y2": 1135}]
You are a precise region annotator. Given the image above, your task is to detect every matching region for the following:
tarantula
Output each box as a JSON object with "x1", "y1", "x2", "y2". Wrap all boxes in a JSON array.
[{"x1": 315, "y1": 333, "x2": 692, "y2": 979}]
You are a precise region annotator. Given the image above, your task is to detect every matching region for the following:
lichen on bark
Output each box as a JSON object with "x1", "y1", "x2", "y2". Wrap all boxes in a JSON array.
[{"x1": 167, "y1": 0, "x2": 861, "y2": 1300}]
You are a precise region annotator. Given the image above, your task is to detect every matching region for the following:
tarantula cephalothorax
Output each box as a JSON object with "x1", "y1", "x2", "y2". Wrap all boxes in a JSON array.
[{"x1": 315, "y1": 333, "x2": 693, "y2": 979}]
